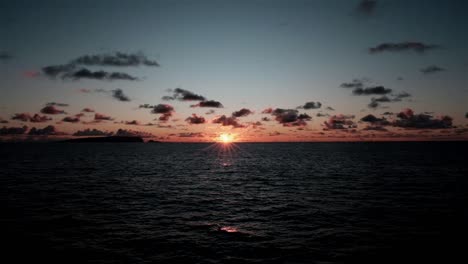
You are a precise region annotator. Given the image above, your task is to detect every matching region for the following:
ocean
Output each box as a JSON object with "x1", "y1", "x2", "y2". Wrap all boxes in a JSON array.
[{"x1": 1, "y1": 142, "x2": 467, "y2": 263}]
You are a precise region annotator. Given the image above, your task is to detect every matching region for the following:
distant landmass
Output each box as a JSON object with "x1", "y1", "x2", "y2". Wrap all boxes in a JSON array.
[{"x1": 61, "y1": 136, "x2": 144, "y2": 143}]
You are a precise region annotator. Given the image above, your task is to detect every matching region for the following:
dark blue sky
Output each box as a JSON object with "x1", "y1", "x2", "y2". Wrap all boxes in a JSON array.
[{"x1": 1, "y1": 0, "x2": 467, "y2": 141}]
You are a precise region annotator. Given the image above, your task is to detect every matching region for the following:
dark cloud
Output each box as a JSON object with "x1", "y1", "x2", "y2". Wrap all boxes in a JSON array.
[
  {"x1": 383, "y1": 112, "x2": 394, "y2": 116},
  {"x1": 368, "y1": 96, "x2": 391, "y2": 108},
  {"x1": 205, "y1": 109, "x2": 215, "y2": 115},
  {"x1": 42, "y1": 64, "x2": 76, "y2": 77},
  {"x1": 28, "y1": 125, "x2": 65, "y2": 136},
  {"x1": 114, "y1": 128, "x2": 154, "y2": 138},
  {"x1": 326, "y1": 106, "x2": 335, "y2": 111},
  {"x1": 40, "y1": 106, "x2": 66, "y2": 115},
  {"x1": 46, "y1": 102, "x2": 69, "y2": 107},
  {"x1": 369, "y1": 42, "x2": 439, "y2": 54},
  {"x1": 271, "y1": 108, "x2": 312, "y2": 126},
  {"x1": 164, "y1": 88, "x2": 206, "y2": 101},
  {"x1": 353, "y1": 86, "x2": 392, "y2": 95},
  {"x1": 151, "y1": 104, "x2": 175, "y2": 122},
  {"x1": 360, "y1": 114, "x2": 390, "y2": 125},
  {"x1": 357, "y1": 0, "x2": 377, "y2": 15},
  {"x1": 324, "y1": 114, "x2": 356, "y2": 130},
  {"x1": 340, "y1": 79, "x2": 367, "y2": 89},
  {"x1": 232, "y1": 108, "x2": 253, "y2": 117},
  {"x1": 186, "y1": 114, "x2": 206, "y2": 124},
  {"x1": 466, "y1": 112, "x2": 468, "y2": 118},
  {"x1": 394, "y1": 108, "x2": 453, "y2": 129},
  {"x1": 162, "y1": 96, "x2": 174, "y2": 101},
  {"x1": 0, "y1": 51, "x2": 13, "y2": 61},
  {"x1": 261, "y1": 108, "x2": 273, "y2": 114},
  {"x1": 420, "y1": 65, "x2": 445, "y2": 74},
  {"x1": 212, "y1": 115, "x2": 244, "y2": 128},
  {"x1": 261, "y1": 117, "x2": 271, "y2": 121},
  {"x1": 62, "y1": 116, "x2": 80, "y2": 123},
  {"x1": 73, "y1": 128, "x2": 112, "y2": 137},
  {"x1": 392, "y1": 91, "x2": 411, "y2": 101},
  {"x1": 0, "y1": 118, "x2": 8, "y2": 124},
  {"x1": 0, "y1": 126, "x2": 28, "y2": 135},
  {"x1": 82, "y1": 108, "x2": 95, "y2": 113},
  {"x1": 112, "y1": 89, "x2": 131, "y2": 102},
  {"x1": 298, "y1": 102, "x2": 322, "y2": 110},
  {"x1": 139, "y1": 104, "x2": 154, "y2": 109},
  {"x1": 191, "y1": 100, "x2": 223, "y2": 108},
  {"x1": 72, "y1": 52, "x2": 159, "y2": 67},
  {"x1": 94, "y1": 113, "x2": 113, "y2": 121},
  {"x1": 12, "y1": 113, "x2": 52, "y2": 123},
  {"x1": 316, "y1": 113, "x2": 330, "y2": 117},
  {"x1": 151, "y1": 104, "x2": 174, "y2": 114},
  {"x1": 178, "y1": 132, "x2": 204, "y2": 138},
  {"x1": 124, "y1": 120, "x2": 140, "y2": 125},
  {"x1": 63, "y1": 68, "x2": 139, "y2": 81},
  {"x1": 368, "y1": 92, "x2": 411, "y2": 108}
]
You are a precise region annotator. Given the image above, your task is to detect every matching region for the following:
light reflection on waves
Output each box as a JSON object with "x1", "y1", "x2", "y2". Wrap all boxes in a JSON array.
[{"x1": 0, "y1": 142, "x2": 467, "y2": 263}]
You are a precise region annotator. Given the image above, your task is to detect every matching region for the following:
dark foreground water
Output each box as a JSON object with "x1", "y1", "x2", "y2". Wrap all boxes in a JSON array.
[{"x1": 1, "y1": 142, "x2": 467, "y2": 263}]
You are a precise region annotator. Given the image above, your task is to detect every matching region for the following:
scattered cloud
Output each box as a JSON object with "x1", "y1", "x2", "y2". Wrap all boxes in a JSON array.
[
  {"x1": 12, "y1": 113, "x2": 52, "y2": 123},
  {"x1": 139, "y1": 104, "x2": 154, "y2": 109},
  {"x1": 394, "y1": 108, "x2": 453, "y2": 129},
  {"x1": 205, "y1": 109, "x2": 215, "y2": 115},
  {"x1": 178, "y1": 132, "x2": 204, "y2": 138},
  {"x1": 353, "y1": 86, "x2": 392, "y2": 95},
  {"x1": 324, "y1": 114, "x2": 356, "y2": 130},
  {"x1": 111, "y1": 89, "x2": 131, "y2": 102},
  {"x1": 340, "y1": 78, "x2": 368, "y2": 89},
  {"x1": 46, "y1": 102, "x2": 69, "y2": 107},
  {"x1": 298, "y1": 102, "x2": 322, "y2": 110},
  {"x1": 261, "y1": 108, "x2": 273, "y2": 114},
  {"x1": 151, "y1": 104, "x2": 174, "y2": 114},
  {"x1": 316, "y1": 113, "x2": 330, "y2": 117},
  {"x1": 420, "y1": 65, "x2": 445, "y2": 74},
  {"x1": 124, "y1": 120, "x2": 140, "y2": 125},
  {"x1": 326, "y1": 106, "x2": 335, "y2": 111},
  {"x1": 163, "y1": 88, "x2": 206, "y2": 101},
  {"x1": 28, "y1": 125, "x2": 65, "y2": 136},
  {"x1": 63, "y1": 68, "x2": 139, "y2": 81},
  {"x1": 212, "y1": 115, "x2": 244, "y2": 128},
  {"x1": 71, "y1": 52, "x2": 159, "y2": 67},
  {"x1": 42, "y1": 64, "x2": 76, "y2": 77},
  {"x1": 151, "y1": 104, "x2": 175, "y2": 121},
  {"x1": 94, "y1": 113, "x2": 113, "y2": 121},
  {"x1": 186, "y1": 114, "x2": 206, "y2": 124},
  {"x1": 191, "y1": 100, "x2": 223, "y2": 108},
  {"x1": 360, "y1": 114, "x2": 390, "y2": 125},
  {"x1": 40, "y1": 106, "x2": 66, "y2": 115},
  {"x1": 82, "y1": 108, "x2": 95, "y2": 112},
  {"x1": 271, "y1": 108, "x2": 312, "y2": 127},
  {"x1": 232, "y1": 108, "x2": 253, "y2": 117},
  {"x1": 369, "y1": 42, "x2": 439, "y2": 54},
  {"x1": 62, "y1": 116, "x2": 80, "y2": 123}
]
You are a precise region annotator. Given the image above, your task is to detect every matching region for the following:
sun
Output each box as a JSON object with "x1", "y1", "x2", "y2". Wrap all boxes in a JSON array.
[{"x1": 219, "y1": 133, "x2": 234, "y2": 143}]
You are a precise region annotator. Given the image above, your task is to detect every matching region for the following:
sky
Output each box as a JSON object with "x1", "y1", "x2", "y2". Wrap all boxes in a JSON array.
[{"x1": 1, "y1": 0, "x2": 467, "y2": 142}]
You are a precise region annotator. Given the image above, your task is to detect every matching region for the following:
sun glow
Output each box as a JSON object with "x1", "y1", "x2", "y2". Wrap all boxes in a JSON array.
[{"x1": 219, "y1": 133, "x2": 234, "y2": 143}]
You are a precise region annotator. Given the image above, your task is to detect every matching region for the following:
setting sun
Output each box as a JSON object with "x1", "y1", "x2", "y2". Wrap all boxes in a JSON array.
[{"x1": 219, "y1": 133, "x2": 234, "y2": 143}]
